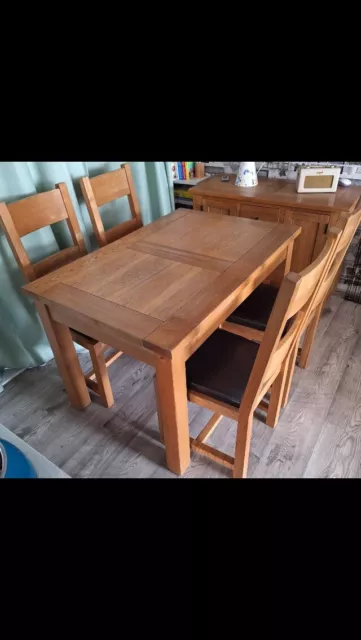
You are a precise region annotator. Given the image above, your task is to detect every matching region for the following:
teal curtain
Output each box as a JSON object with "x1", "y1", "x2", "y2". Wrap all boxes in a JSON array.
[{"x1": 0, "y1": 162, "x2": 174, "y2": 369}]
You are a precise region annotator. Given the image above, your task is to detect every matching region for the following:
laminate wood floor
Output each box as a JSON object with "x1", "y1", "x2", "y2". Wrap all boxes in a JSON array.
[{"x1": 1, "y1": 295, "x2": 360, "y2": 478}]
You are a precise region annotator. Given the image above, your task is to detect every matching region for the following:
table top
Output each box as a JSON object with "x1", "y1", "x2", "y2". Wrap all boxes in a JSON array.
[
  {"x1": 23, "y1": 209, "x2": 300, "y2": 358},
  {"x1": 190, "y1": 175, "x2": 361, "y2": 214},
  {"x1": 0, "y1": 423, "x2": 69, "y2": 478}
]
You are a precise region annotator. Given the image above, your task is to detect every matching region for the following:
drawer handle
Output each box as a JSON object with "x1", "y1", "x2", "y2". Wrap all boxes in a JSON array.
[{"x1": 254, "y1": 216, "x2": 260, "y2": 220}]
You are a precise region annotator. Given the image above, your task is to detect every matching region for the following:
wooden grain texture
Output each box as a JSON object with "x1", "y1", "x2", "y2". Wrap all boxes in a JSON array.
[
  {"x1": 80, "y1": 164, "x2": 143, "y2": 247},
  {"x1": 189, "y1": 438, "x2": 234, "y2": 469},
  {"x1": 188, "y1": 390, "x2": 239, "y2": 421},
  {"x1": 0, "y1": 202, "x2": 35, "y2": 281},
  {"x1": 304, "y1": 334, "x2": 361, "y2": 478},
  {"x1": 131, "y1": 239, "x2": 232, "y2": 272},
  {"x1": 190, "y1": 175, "x2": 361, "y2": 279},
  {"x1": 144, "y1": 223, "x2": 300, "y2": 357},
  {"x1": 80, "y1": 176, "x2": 107, "y2": 246},
  {"x1": 123, "y1": 163, "x2": 142, "y2": 226},
  {"x1": 220, "y1": 321, "x2": 264, "y2": 343},
  {"x1": 194, "y1": 413, "x2": 223, "y2": 443},
  {"x1": 22, "y1": 209, "x2": 299, "y2": 476},
  {"x1": 0, "y1": 185, "x2": 122, "y2": 409},
  {"x1": 87, "y1": 168, "x2": 130, "y2": 207},
  {"x1": 190, "y1": 174, "x2": 361, "y2": 214},
  {"x1": 56, "y1": 182, "x2": 86, "y2": 254},
  {"x1": 297, "y1": 209, "x2": 361, "y2": 368},
  {"x1": 33, "y1": 246, "x2": 81, "y2": 279},
  {"x1": 239, "y1": 203, "x2": 283, "y2": 223},
  {"x1": 114, "y1": 262, "x2": 219, "y2": 321},
  {"x1": 0, "y1": 184, "x2": 86, "y2": 282},
  {"x1": 251, "y1": 300, "x2": 361, "y2": 478},
  {"x1": 35, "y1": 302, "x2": 91, "y2": 410},
  {"x1": 40, "y1": 283, "x2": 162, "y2": 346},
  {"x1": 0, "y1": 296, "x2": 359, "y2": 478},
  {"x1": 23, "y1": 211, "x2": 300, "y2": 359},
  {"x1": 85, "y1": 349, "x2": 123, "y2": 379},
  {"x1": 7, "y1": 189, "x2": 68, "y2": 236},
  {"x1": 186, "y1": 230, "x2": 339, "y2": 477},
  {"x1": 284, "y1": 209, "x2": 322, "y2": 272},
  {"x1": 88, "y1": 343, "x2": 115, "y2": 408},
  {"x1": 21, "y1": 209, "x2": 191, "y2": 298},
  {"x1": 155, "y1": 353, "x2": 190, "y2": 474}
]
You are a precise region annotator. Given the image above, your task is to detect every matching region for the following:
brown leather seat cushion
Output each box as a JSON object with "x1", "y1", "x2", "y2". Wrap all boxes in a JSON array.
[
  {"x1": 227, "y1": 283, "x2": 278, "y2": 331},
  {"x1": 186, "y1": 330, "x2": 259, "y2": 408}
]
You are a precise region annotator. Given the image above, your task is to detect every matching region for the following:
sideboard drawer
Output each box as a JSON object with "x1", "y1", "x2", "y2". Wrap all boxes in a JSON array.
[
  {"x1": 238, "y1": 203, "x2": 283, "y2": 223},
  {"x1": 198, "y1": 197, "x2": 238, "y2": 216}
]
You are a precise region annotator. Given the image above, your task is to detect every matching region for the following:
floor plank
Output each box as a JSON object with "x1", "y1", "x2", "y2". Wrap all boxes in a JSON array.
[
  {"x1": 251, "y1": 299, "x2": 361, "y2": 478},
  {"x1": 304, "y1": 334, "x2": 361, "y2": 478},
  {"x1": 0, "y1": 296, "x2": 360, "y2": 479}
]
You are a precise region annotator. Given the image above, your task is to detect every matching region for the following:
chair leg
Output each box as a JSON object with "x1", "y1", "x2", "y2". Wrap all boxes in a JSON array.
[
  {"x1": 154, "y1": 375, "x2": 164, "y2": 443},
  {"x1": 233, "y1": 412, "x2": 254, "y2": 478},
  {"x1": 298, "y1": 304, "x2": 322, "y2": 369},
  {"x1": 266, "y1": 367, "x2": 287, "y2": 428},
  {"x1": 281, "y1": 340, "x2": 299, "y2": 408},
  {"x1": 88, "y1": 343, "x2": 114, "y2": 408}
]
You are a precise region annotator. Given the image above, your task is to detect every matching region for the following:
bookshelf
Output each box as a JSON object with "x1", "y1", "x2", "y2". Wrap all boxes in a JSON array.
[{"x1": 173, "y1": 176, "x2": 208, "y2": 210}]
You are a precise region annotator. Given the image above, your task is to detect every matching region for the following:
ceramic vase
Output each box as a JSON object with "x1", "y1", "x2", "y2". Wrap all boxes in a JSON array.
[{"x1": 235, "y1": 162, "x2": 258, "y2": 187}]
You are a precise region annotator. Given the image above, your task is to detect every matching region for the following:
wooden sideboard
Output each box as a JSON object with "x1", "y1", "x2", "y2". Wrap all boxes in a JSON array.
[{"x1": 190, "y1": 175, "x2": 361, "y2": 273}]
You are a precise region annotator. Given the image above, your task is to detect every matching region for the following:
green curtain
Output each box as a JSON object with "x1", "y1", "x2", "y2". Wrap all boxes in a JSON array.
[{"x1": 0, "y1": 162, "x2": 174, "y2": 369}]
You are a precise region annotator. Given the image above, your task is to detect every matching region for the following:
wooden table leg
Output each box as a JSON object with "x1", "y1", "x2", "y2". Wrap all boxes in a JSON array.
[
  {"x1": 155, "y1": 352, "x2": 190, "y2": 475},
  {"x1": 36, "y1": 302, "x2": 91, "y2": 409},
  {"x1": 268, "y1": 241, "x2": 294, "y2": 287}
]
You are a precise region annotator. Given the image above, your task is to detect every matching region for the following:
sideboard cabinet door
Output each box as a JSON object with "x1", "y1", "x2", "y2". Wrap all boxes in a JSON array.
[{"x1": 284, "y1": 209, "x2": 329, "y2": 272}]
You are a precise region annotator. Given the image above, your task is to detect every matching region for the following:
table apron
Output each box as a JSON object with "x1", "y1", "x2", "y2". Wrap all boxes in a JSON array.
[{"x1": 46, "y1": 300, "x2": 157, "y2": 368}]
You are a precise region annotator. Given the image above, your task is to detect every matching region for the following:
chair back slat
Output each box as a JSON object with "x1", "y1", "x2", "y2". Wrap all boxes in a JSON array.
[
  {"x1": 105, "y1": 219, "x2": 139, "y2": 244},
  {"x1": 0, "y1": 183, "x2": 86, "y2": 283},
  {"x1": 311, "y1": 208, "x2": 361, "y2": 310},
  {"x1": 286, "y1": 228, "x2": 340, "y2": 319},
  {"x1": 80, "y1": 164, "x2": 143, "y2": 247},
  {"x1": 239, "y1": 228, "x2": 341, "y2": 412},
  {"x1": 260, "y1": 317, "x2": 299, "y2": 395},
  {"x1": 88, "y1": 168, "x2": 130, "y2": 207},
  {"x1": 8, "y1": 189, "x2": 68, "y2": 237},
  {"x1": 33, "y1": 246, "x2": 82, "y2": 279}
]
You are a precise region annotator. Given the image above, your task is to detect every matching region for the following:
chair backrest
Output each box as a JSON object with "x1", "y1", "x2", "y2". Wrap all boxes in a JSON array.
[
  {"x1": 0, "y1": 183, "x2": 86, "y2": 282},
  {"x1": 239, "y1": 226, "x2": 342, "y2": 412},
  {"x1": 308, "y1": 207, "x2": 361, "y2": 312},
  {"x1": 79, "y1": 164, "x2": 143, "y2": 247}
]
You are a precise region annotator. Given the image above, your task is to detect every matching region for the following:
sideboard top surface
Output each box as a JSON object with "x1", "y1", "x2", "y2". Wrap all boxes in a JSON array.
[{"x1": 189, "y1": 175, "x2": 361, "y2": 214}]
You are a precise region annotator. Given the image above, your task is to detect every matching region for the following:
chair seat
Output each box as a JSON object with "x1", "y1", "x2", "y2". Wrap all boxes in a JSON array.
[
  {"x1": 227, "y1": 283, "x2": 278, "y2": 331},
  {"x1": 186, "y1": 330, "x2": 259, "y2": 408}
]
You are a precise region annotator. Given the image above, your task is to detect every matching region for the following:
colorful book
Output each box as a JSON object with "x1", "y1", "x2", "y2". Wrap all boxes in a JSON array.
[
  {"x1": 187, "y1": 162, "x2": 195, "y2": 179},
  {"x1": 185, "y1": 162, "x2": 190, "y2": 180},
  {"x1": 174, "y1": 188, "x2": 192, "y2": 200},
  {"x1": 182, "y1": 161, "x2": 186, "y2": 180},
  {"x1": 177, "y1": 161, "x2": 183, "y2": 179}
]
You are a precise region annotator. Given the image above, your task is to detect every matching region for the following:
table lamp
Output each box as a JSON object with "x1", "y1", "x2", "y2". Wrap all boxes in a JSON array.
[{"x1": 235, "y1": 162, "x2": 258, "y2": 187}]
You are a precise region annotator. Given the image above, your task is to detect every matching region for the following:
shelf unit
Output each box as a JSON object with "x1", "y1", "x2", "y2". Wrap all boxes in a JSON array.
[{"x1": 173, "y1": 176, "x2": 208, "y2": 210}]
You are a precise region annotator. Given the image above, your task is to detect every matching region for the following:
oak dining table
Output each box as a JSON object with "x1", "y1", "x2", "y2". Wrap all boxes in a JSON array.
[{"x1": 23, "y1": 209, "x2": 301, "y2": 475}]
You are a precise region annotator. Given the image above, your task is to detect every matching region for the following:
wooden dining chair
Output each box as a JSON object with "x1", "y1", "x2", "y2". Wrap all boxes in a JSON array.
[
  {"x1": 79, "y1": 164, "x2": 143, "y2": 247},
  {"x1": 220, "y1": 209, "x2": 361, "y2": 371},
  {"x1": 297, "y1": 208, "x2": 361, "y2": 369},
  {"x1": 180, "y1": 228, "x2": 341, "y2": 478},
  {"x1": 0, "y1": 183, "x2": 121, "y2": 408}
]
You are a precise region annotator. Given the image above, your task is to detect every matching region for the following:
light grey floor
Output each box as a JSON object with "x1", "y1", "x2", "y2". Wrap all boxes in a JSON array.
[{"x1": 0, "y1": 295, "x2": 360, "y2": 478}]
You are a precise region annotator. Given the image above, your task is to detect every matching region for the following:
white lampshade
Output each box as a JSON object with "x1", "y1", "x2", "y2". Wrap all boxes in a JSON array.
[{"x1": 235, "y1": 162, "x2": 258, "y2": 187}]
